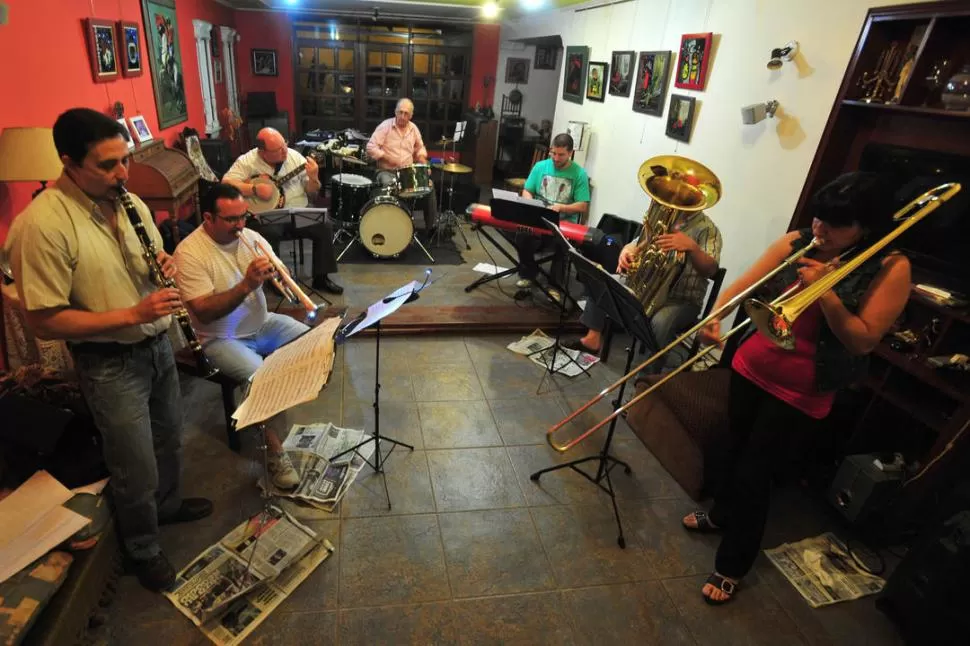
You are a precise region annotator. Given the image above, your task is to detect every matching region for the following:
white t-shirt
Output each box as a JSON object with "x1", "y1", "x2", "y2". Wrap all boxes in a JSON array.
[
  {"x1": 174, "y1": 226, "x2": 281, "y2": 339},
  {"x1": 224, "y1": 148, "x2": 311, "y2": 208}
]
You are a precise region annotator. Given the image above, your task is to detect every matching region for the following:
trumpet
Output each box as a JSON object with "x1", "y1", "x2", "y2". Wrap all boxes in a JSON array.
[
  {"x1": 545, "y1": 181, "x2": 961, "y2": 453},
  {"x1": 234, "y1": 231, "x2": 319, "y2": 321}
]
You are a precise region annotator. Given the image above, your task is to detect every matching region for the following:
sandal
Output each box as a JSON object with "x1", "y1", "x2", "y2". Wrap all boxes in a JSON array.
[
  {"x1": 682, "y1": 510, "x2": 721, "y2": 533},
  {"x1": 563, "y1": 339, "x2": 599, "y2": 355},
  {"x1": 703, "y1": 572, "x2": 739, "y2": 605}
]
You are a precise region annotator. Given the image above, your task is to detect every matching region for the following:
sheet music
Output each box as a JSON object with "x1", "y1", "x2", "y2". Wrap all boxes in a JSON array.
[
  {"x1": 491, "y1": 189, "x2": 549, "y2": 209},
  {"x1": 454, "y1": 121, "x2": 467, "y2": 142},
  {"x1": 340, "y1": 281, "x2": 418, "y2": 339},
  {"x1": 232, "y1": 317, "x2": 341, "y2": 430}
]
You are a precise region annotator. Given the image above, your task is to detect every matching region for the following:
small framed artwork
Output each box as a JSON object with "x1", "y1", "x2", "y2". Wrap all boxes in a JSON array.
[
  {"x1": 84, "y1": 19, "x2": 119, "y2": 82},
  {"x1": 128, "y1": 115, "x2": 154, "y2": 144},
  {"x1": 535, "y1": 45, "x2": 557, "y2": 70},
  {"x1": 586, "y1": 61, "x2": 608, "y2": 102},
  {"x1": 675, "y1": 32, "x2": 713, "y2": 90},
  {"x1": 117, "y1": 119, "x2": 136, "y2": 150},
  {"x1": 505, "y1": 57, "x2": 530, "y2": 85},
  {"x1": 609, "y1": 50, "x2": 635, "y2": 97},
  {"x1": 117, "y1": 21, "x2": 143, "y2": 78},
  {"x1": 666, "y1": 94, "x2": 697, "y2": 142},
  {"x1": 251, "y1": 49, "x2": 278, "y2": 76},
  {"x1": 563, "y1": 46, "x2": 589, "y2": 105},
  {"x1": 214, "y1": 60, "x2": 223, "y2": 83},
  {"x1": 632, "y1": 50, "x2": 672, "y2": 116}
]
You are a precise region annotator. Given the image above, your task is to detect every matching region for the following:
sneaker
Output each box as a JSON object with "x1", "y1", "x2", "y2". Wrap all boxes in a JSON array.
[
  {"x1": 515, "y1": 278, "x2": 534, "y2": 289},
  {"x1": 547, "y1": 288, "x2": 563, "y2": 306},
  {"x1": 130, "y1": 552, "x2": 176, "y2": 592},
  {"x1": 268, "y1": 452, "x2": 300, "y2": 490}
]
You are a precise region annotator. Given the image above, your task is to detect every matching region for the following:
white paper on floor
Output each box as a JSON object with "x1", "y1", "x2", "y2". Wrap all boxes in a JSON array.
[{"x1": 472, "y1": 262, "x2": 509, "y2": 275}]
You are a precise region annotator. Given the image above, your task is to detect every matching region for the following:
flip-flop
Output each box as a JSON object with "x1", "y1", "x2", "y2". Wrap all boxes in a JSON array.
[
  {"x1": 703, "y1": 572, "x2": 739, "y2": 605},
  {"x1": 682, "y1": 510, "x2": 721, "y2": 533},
  {"x1": 563, "y1": 339, "x2": 598, "y2": 354}
]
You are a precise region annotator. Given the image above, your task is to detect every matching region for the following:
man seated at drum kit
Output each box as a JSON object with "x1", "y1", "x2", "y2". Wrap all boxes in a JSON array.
[
  {"x1": 223, "y1": 127, "x2": 343, "y2": 295},
  {"x1": 365, "y1": 98, "x2": 438, "y2": 238},
  {"x1": 567, "y1": 156, "x2": 722, "y2": 374},
  {"x1": 173, "y1": 183, "x2": 305, "y2": 490},
  {"x1": 513, "y1": 133, "x2": 591, "y2": 305}
]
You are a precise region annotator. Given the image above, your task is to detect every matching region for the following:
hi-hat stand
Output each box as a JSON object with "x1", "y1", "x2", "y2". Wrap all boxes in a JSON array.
[
  {"x1": 430, "y1": 137, "x2": 471, "y2": 251},
  {"x1": 530, "y1": 248, "x2": 651, "y2": 549},
  {"x1": 329, "y1": 276, "x2": 431, "y2": 508}
]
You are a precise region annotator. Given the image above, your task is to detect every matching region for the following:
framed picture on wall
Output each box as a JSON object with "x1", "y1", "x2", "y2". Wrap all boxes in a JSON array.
[
  {"x1": 563, "y1": 46, "x2": 589, "y2": 105},
  {"x1": 128, "y1": 115, "x2": 154, "y2": 144},
  {"x1": 505, "y1": 57, "x2": 530, "y2": 85},
  {"x1": 632, "y1": 50, "x2": 672, "y2": 116},
  {"x1": 608, "y1": 50, "x2": 634, "y2": 97},
  {"x1": 675, "y1": 32, "x2": 713, "y2": 90},
  {"x1": 665, "y1": 94, "x2": 697, "y2": 142},
  {"x1": 535, "y1": 45, "x2": 557, "y2": 70},
  {"x1": 141, "y1": 0, "x2": 188, "y2": 129},
  {"x1": 117, "y1": 20, "x2": 143, "y2": 78},
  {"x1": 83, "y1": 19, "x2": 119, "y2": 82},
  {"x1": 117, "y1": 119, "x2": 136, "y2": 150},
  {"x1": 252, "y1": 49, "x2": 278, "y2": 77},
  {"x1": 586, "y1": 61, "x2": 608, "y2": 102}
]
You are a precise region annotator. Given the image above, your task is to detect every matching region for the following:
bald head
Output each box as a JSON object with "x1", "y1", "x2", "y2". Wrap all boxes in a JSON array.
[
  {"x1": 394, "y1": 98, "x2": 414, "y2": 128},
  {"x1": 256, "y1": 128, "x2": 288, "y2": 164}
]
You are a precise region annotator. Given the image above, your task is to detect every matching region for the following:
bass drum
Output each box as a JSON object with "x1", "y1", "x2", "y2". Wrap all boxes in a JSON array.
[{"x1": 358, "y1": 196, "x2": 414, "y2": 258}]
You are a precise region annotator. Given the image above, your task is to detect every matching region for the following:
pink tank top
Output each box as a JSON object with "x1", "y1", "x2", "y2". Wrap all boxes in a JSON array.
[{"x1": 732, "y1": 288, "x2": 835, "y2": 419}]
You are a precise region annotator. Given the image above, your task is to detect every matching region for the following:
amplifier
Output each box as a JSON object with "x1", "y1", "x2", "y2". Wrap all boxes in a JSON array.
[{"x1": 828, "y1": 454, "x2": 904, "y2": 524}]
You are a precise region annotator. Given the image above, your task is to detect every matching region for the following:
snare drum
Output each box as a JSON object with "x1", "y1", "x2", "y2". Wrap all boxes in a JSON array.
[
  {"x1": 358, "y1": 195, "x2": 414, "y2": 258},
  {"x1": 330, "y1": 173, "x2": 373, "y2": 224},
  {"x1": 395, "y1": 164, "x2": 432, "y2": 198}
]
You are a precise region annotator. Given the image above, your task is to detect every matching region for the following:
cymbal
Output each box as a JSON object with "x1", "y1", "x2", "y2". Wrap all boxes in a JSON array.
[
  {"x1": 433, "y1": 162, "x2": 473, "y2": 174},
  {"x1": 332, "y1": 154, "x2": 368, "y2": 166},
  {"x1": 435, "y1": 137, "x2": 454, "y2": 145}
]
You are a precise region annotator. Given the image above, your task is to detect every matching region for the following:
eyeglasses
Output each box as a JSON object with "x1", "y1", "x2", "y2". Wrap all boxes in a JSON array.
[{"x1": 215, "y1": 212, "x2": 251, "y2": 225}]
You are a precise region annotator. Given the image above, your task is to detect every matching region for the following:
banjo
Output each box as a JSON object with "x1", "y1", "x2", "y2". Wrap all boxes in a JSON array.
[{"x1": 247, "y1": 163, "x2": 308, "y2": 213}]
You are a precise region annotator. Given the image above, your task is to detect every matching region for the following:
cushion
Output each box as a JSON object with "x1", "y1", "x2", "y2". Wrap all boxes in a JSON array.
[{"x1": 0, "y1": 551, "x2": 73, "y2": 645}]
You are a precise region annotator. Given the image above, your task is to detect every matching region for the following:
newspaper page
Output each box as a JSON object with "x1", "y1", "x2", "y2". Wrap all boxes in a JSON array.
[
  {"x1": 165, "y1": 505, "x2": 319, "y2": 625},
  {"x1": 282, "y1": 422, "x2": 366, "y2": 461},
  {"x1": 529, "y1": 346, "x2": 600, "y2": 377},
  {"x1": 290, "y1": 441, "x2": 375, "y2": 510},
  {"x1": 764, "y1": 532, "x2": 886, "y2": 608},
  {"x1": 506, "y1": 329, "x2": 554, "y2": 356},
  {"x1": 232, "y1": 317, "x2": 341, "y2": 430}
]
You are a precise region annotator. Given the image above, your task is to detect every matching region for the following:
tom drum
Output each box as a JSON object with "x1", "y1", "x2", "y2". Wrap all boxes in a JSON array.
[
  {"x1": 395, "y1": 163, "x2": 432, "y2": 199},
  {"x1": 330, "y1": 173, "x2": 373, "y2": 224}
]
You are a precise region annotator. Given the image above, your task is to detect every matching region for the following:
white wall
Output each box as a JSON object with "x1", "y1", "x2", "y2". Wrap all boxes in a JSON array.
[
  {"x1": 493, "y1": 43, "x2": 563, "y2": 135},
  {"x1": 500, "y1": 0, "x2": 931, "y2": 287}
]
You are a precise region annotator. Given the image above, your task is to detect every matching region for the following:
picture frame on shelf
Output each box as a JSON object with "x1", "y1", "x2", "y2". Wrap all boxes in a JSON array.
[
  {"x1": 665, "y1": 94, "x2": 697, "y2": 142},
  {"x1": 675, "y1": 32, "x2": 713, "y2": 91},
  {"x1": 632, "y1": 50, "x2": 672, "y2": 116},
  {"x1": 117, "y1": 20, "x2": 143, "y2": 78},
  {"x1": 252, "y1": 49, "x2": 278, "y2": 77},
  {"x1": 141, "y1": 0, "x2": 188, "y2": 129},
  {"x1": 117, "y1": 119, "x2": 136, "y2": 150},
  {"x1": 84, "y1": 19, "x2": 119, "y2": 82},
  {"x1": 586, "y1": 61, "x2": 608, "y2": 102},
  {"x1": 563, "y1": 46, "x2": 589, "y2": 104},
  {"x1": 609, "y1": 50, "x2": 635, "y2": 97},
  {"x1": 535, "y1": 45, "x2": 557, "y2": 70},
  {"x1": 128, "y1": 115, "x2": 154, "y2": 144}
]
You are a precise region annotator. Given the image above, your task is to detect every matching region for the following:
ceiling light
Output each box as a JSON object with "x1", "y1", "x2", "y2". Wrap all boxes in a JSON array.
[
  {"x1": 521, "y1": 0, "x2": 544, "y2": 9},
  {"x1": 481, "y1": 2, "x2": 499, "y2": 18}
]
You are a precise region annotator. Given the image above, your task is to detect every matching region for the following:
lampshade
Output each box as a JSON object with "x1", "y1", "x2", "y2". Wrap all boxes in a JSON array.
[{"x1": 0, "y1": 127, "x2": 63, "y2": 183}]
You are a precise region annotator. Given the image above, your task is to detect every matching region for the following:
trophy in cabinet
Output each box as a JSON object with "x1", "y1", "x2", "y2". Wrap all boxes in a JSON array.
[{"x1": 858, "y1": 42, "x2": 903, "y2": 104}]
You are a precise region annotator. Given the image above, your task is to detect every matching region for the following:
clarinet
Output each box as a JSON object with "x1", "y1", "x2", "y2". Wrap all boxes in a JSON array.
[{"x1": 117, "y1": 184, "x2": 218, "y2": 377}]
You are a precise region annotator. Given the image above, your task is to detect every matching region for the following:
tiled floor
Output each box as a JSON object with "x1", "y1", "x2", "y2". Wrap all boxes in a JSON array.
[{"x1": 99, "y1": 226, "x2": 904, "y2": 645}]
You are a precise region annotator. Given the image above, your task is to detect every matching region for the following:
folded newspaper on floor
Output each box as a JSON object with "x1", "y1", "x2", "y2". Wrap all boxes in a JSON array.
[
  {"x1": 764, "y1": 532, "x2": 886, "y2": 608},
  {"x1": 164, "y1": 505, "x2": 334, "y2": 646},
  {"x1": 506, "y1": 329, "x2": 600, "y2": 377},
  {"x1": 260, "y1": 423, "x2": 375, "y2": 512}
]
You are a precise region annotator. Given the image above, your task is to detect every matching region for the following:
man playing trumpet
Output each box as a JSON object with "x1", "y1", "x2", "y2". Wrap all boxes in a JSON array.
[{"x1": 173, "y1": 183, "x2": 308, "y2": 489}]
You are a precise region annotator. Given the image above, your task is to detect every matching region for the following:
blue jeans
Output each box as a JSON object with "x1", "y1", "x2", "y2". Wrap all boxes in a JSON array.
[
  {"x1": 202, "y1": 313, "x2": 310, "y2": 383},
  {"x1": 71, "y1": 334, "x2": 183, "y2": 561},
  {"x1": 581, "y1": 297, "x2": 700, "y2": 375}
]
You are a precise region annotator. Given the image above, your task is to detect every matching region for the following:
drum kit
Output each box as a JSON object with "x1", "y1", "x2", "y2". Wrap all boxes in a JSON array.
[{"x1": 324, "y1": 136, "x2": 474, "y2": 262}]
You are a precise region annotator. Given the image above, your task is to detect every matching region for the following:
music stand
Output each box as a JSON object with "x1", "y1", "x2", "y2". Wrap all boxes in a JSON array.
[
  {"x1": 256, "y1": 207, "x2": 332, "y2": 307},
  {"x1": 530, "y1": 248, "x2": 651, "y2": 549},
  {"x1": 328, "y1": 272, "x2": 432, "y2": 509}
]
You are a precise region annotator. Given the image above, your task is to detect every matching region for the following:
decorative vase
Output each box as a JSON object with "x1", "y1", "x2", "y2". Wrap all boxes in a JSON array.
[{"x1": 941, "y1": 64, "x2": 970, "y2": 111}]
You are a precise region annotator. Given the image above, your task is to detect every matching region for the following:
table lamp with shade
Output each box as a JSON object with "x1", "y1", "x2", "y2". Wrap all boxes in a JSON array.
[{"x1": 0, "y1": 127, "x2": 63, "y2": 198}]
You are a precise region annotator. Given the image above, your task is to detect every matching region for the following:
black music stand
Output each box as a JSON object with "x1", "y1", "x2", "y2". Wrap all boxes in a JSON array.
[
  {"x1": 256, "y1": 207, "x2": 332, "y2": 308},
  {"x1": 328, "y1": 273, "x2": 431, "y2": 509},
  {"x1": 464, "y1": 196, "x2": 576, "y2": 308},
  {"x1": 530, "y1": 249, "x2": 648, "y2": 549}
]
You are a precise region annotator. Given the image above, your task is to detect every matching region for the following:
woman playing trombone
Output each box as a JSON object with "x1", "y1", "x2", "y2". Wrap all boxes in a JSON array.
[{"x1": 685, "y1": 172, "x2": 912, "y2": 605}]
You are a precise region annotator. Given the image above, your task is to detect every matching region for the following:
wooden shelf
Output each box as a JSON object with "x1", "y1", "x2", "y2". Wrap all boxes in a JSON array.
[
  {"x1": 861, "y1": 375, "x2": 950, "y2": 432},
  {"x1": 910, "y1": 289, "x2": 970, "y2": 324},
  {"x1": 841, "y1": 100, "x2": 970, "y2": 119},
  {"x1": 872, "y1": 341, "x2": 970, "y2": 404}
]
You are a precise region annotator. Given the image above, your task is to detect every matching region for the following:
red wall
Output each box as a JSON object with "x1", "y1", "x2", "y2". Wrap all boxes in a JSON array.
[
  {"x1": 0, "y1": 0, "x2": 234, "y2": 242},
  {"x1": 469, "y1": 23, "x2": 501, "y2": 110},
  {"x1": 234, "y1": 11, "x2": 296, "y2": 137}
]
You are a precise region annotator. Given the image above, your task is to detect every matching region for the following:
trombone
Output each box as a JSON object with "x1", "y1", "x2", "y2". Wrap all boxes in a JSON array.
[
  {"x1": 234, "y1": 231, "x2": 320, "y2": 321},
  {"x1": 546, "y1": 181, "x2": 961, "y2": 453}
]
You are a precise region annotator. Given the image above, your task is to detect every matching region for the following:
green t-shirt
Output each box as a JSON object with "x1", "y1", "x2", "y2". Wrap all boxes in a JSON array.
[{"x1": 524, "y1": 159, "x2": 590, "y2": 223}]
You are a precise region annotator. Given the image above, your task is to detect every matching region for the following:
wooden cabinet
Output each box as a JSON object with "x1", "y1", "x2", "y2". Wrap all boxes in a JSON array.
[{"x1": 127, "y1": 140, "x2": 201, "y2": 244}]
